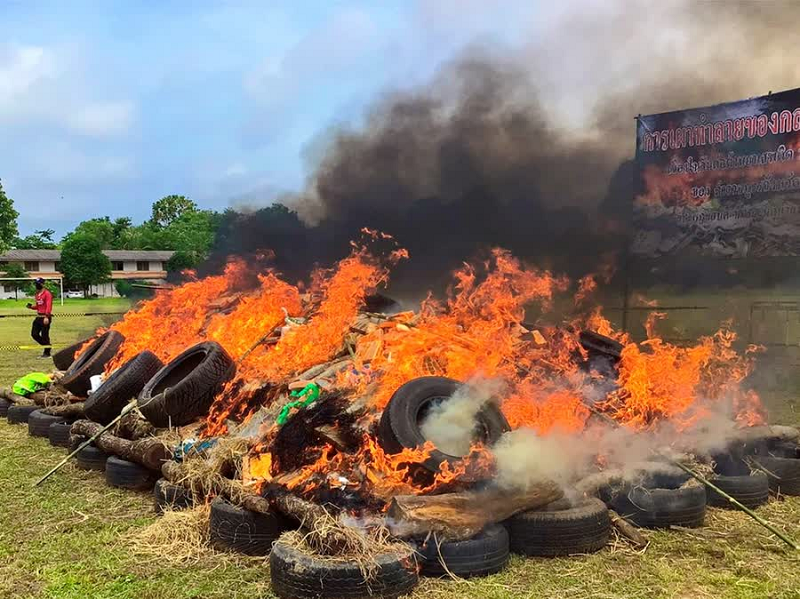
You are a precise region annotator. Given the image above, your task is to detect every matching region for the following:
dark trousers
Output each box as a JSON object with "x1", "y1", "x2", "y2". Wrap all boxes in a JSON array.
[{"x1": 31, "y1": 316, "x2": 52, "y2": 356}]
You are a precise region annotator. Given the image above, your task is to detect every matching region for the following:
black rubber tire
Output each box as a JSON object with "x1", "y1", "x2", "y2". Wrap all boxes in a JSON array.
[
  {"x1": 153, "y1": 478, "x2": 195, "y2": 514},
  {"x1": 579, "y1": 330, "x2": 623, "y2": 360},
  {"x1": 270, "y1": 538, "x2": 418, "y2": 599},
  {"x1": 0, "y1": 398, "x2": 10, "y2": 418},
  {"x1": 706, "y1": 472, "x2": 769, "y2": 509},
  {"x1": 138, "y1": 342, "x2": 235, "y2": 427},
  {"x1": 28, "y1": 410, "x2": 65, "y2": 438},
  {"x1": 602, "y1": 482, "x2": 706, "y2": 529},
  {"x1": 507, "y1": 498, "x2": 611, "y2": 556},
  {"x1": 48, "y1": 421, "x2": 73, "y2": 448},
  {"x1": 76, "y1": 445, "x2": 109, "y2": 471},
  {"x1": 7, "y1": 404, "x2": 39, "y2": 425},
  {"x1": 377, "y1": 376, "x2": 509, "y2": 478},
  {"x1": 209, "y1": 497, "x2": 292, "y2": 555},
  {"x1": 417, "y1": 524, "x2": 509, "y2": 578},
  {"x1": 84, "y1": 351, "x2": 163, "y2": 424},
  {"x1": 753, "y1": 456, "x2": 800, "y2": 496},
  {"x1": 105, "y1": 456, "x2": 156, "y2": 491},
  {"x1": 52, "y1": 337, "x2": 92, "y2": 371},
  {"x1": 60, "y1": 331, "x2": 125, "y2": 397}
]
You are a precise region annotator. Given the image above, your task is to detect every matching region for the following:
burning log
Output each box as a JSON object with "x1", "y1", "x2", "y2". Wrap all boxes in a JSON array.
[
  {"x1": 387, "y1": 482, "x2": 563, "y2": 540},
  {"x1": 71, "y1": 420, "x2": 171, "y2": 471},
  {"x1": 114, "y1": 411, "x2": 157, "y2": 441}
]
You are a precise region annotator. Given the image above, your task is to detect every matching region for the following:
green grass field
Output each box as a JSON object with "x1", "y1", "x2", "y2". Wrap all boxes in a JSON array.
[{"x1": 1, "y1": 299, "x2": 799, "y2": 598}]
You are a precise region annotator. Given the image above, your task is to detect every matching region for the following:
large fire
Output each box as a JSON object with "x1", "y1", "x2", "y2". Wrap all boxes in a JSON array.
[{"x1": 96, "y1": 238, "x2": 766, "y2": 503}]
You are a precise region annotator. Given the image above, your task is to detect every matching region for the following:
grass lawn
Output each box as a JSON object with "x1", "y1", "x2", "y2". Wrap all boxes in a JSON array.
[{"x1": 1, "y1": 302, "x2": 800, "y2": 598}]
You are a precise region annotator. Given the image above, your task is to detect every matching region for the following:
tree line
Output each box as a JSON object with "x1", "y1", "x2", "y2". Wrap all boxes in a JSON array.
[{"x1": 0, "y1": 180, "x2": 221, "y2": 297}]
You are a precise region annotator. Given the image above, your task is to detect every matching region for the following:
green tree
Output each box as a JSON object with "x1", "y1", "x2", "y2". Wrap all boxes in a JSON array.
[
  {"x1": 0, "y1": 179, "x2": 19, "y2": 254},
  {"x1": 151, "y1": 195, "x2": 197, "y2": 228},
  {"x1": 62, "y1": 217, "x2": 133, "y2": 249},
  {"x1": 60, "y1": 234, "x2": 112, "y2": 296},
  {"x1": 14, "y1": 229, "x2": 57, "y2": 249},
  {"x1": 1, "y1": 262, "x2": 28, "y2": 300}
]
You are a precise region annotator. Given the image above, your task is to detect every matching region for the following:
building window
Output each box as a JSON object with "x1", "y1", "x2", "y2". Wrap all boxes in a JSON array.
[
  {"x1": 55, "y1": 262, "x2": 61, "y2": 272},
  {"x1": 112, "y1": 261, "x2": 124, "y2": 271},
  {"x1": 136, "y1": 261, "x2": 150, "y2": 271},
  {"x1": 24, "y1": 261, "x2": 40, "y2": 271}
]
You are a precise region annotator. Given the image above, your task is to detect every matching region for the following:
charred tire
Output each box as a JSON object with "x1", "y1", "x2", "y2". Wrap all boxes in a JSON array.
[
  {"x1": 209, "y1": 497, "x2": 291, "y2": 555},
  {"x1": 507, "y1": 498, "x2": 611, "y2": 556},
  {"x1": 84, "y1": 351, "x2": 163, "y2": 424},
  {"x1": 706, "y1": 472, "x2": 769, "y2": 509},
  {"x1": 76, "y1": 445, "x2": 108, "y2": 471},
  {"x1": 60, "y1": 331, "x2": 125, "y2": 397},
  {"x1": 154, "y1": 478, "x2": 194, "y2": 514},
  {"x1": 52, "y1": 337, "x2": 92, "y2": 371},
  {"x1": 753, "y1": 456, "x2": 800, "y2": 496},
  {"x1": 377, "y1": 376, "x2": 509, "y2": 478},
  {"x1": 28, "y1": 410, "x2": 65, "y2": 438},
  {"x1": 270, "y1": 538, "x2": 418, "y2": 599},
  {"x1": 417, "y1": 524, "x2": 509, "y2": 578},
  {"x1": 7, "y1": 404, "x2": 39, "y2": 425},
  {"x1": 579, "y1": 330, "x2": 623, "y2": 360},
  {"x1": 48, "y1": 421, "x2": 73, "y2": 448},
  {"x1": 602, "y1": 481, "x2": 706, "y2": 529},
  {"x1": 0, "y1": 398, "x2": 10, "y2": 418},
  {"x1": 138, "y1": 342, "x2": 235, "y2": 427},
  {"x1": 105, "y1": 456, "x2": 156, "y2": 491}
]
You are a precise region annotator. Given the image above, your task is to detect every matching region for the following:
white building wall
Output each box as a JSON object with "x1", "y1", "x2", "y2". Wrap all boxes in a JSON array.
[
  {"x1": 123, "y1": 261, "x2": 137, "y2": 272},
  {"x1": 38, "y1": 261, "x2": 57, "y2": 272},
  {"x1": 149, "y1": 260, "x2": 163, "y2": 271}
]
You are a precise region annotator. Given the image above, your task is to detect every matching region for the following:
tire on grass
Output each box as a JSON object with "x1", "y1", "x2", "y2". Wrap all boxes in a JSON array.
[
  {"x1": 52, "y1": 337, "x2": 93, "y2": 371},
  {"x1": 105, "y1": 456, "x2": 156, "y2": 491},
  {"x1": 209, "y1": 497, "x2": 292, "y2": 555},
  {"x1": 154, "y1": 478, "x2": 195, "y2": 514},
  {"x1": 706, "y1": 472, "x2": 769, "y2": 509},
  {"x1": 60, "y1": 331, "x2": 125, "y2": 397},
  {"x1": 377, "y1": 376, "x2": 509, "y2": 480},
  {"x1": 48, "y1": 421, "x2": 73, "y2": 448},
  {"x1": 28, "y1": 410, "x2": 65, "y2": 438},
  {"x1": 270, "y1": 538, "x2": 418, "y2": 599},
  {"x1": 76, "y1": 444, "x2": 108, "y2": 471},
  {"x1": 507, "y1": 497, "x2": 611, "y2": 556},
  {"x1": 7, "y1": 404, "x2": 39, "y2": 425},
  {"x1": 137, "y1": 342, "x2": 235, "y2": 427},
  {"x1": 84, "y1": 350, "x2": 163, "y2": 424},
  {"x1": 753, "y1": 456, "x2": 800, "y2": 496},
  {"x1": 0, "y1": 398, "x2": 10, "y2": 418},
  {"x1": 601, "y1": 476, "x2": 706, "y2": 529},
  {"x1": 416, "y1": 524, "x2": 509, "y2": 578}
]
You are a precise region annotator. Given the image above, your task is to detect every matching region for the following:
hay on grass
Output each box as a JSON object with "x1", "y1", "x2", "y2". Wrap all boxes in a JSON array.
[
  {"x1": 129, "y1": 504, "x2": 214, "y2": 565},
  {"x1": 178, "y1": 437, "x2": 252, "y2": 502}
]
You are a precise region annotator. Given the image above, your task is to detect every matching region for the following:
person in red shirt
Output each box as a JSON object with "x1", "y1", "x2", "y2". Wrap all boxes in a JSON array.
[{"x1": 27, "y1": 278, "x2": 53, "y2": 357}]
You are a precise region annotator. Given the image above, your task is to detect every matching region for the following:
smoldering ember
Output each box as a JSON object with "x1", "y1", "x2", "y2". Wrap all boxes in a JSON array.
[{"x1": 2, "y1": 227, "x2": 799, "y2": 597}]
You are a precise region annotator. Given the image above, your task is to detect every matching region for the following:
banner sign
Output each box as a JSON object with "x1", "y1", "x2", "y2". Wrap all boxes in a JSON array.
[{"x1": 633, "y1": 87, "x2": 800, "y2": 257}]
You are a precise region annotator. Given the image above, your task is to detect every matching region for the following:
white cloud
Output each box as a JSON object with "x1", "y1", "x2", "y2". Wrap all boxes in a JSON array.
[{"x1": 0, "y1": 42, "x2": 134, "y2": 137}]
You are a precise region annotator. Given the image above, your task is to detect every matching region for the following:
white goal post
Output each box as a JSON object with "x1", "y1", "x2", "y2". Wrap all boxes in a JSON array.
[{"x1": 0, "y1": 277, "x2": 64, "y2": 306}]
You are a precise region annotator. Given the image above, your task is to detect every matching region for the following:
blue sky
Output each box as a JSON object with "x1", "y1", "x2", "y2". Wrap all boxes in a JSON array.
[{"x1": 1, "y1": 0, "x2": 539, "y2": 236}]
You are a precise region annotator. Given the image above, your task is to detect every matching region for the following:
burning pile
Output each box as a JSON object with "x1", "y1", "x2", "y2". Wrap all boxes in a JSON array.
[
  {"x1": 92, "y1": 233, "x2": 769, "y2": 507},
  {"x1": 11, "y1": 233, "x2": 798, "y2": 598}
]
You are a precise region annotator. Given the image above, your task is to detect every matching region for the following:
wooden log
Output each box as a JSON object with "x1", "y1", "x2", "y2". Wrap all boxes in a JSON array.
[
  {"x1": 41, "y1": 403, "x2": 85, "y2": 419},
  {"x1": 71, "y1": 419, "x2": 171, "y2": 470},
  {"x1": 609, "y1": 510, "x2": 647, "y2": 548},
  {"x1": 0, "y1": 388, "x2": 32, "y2": 405},
  {"x1": 161, "y1": 461, "x2": 272, "y2": 514},
  {"x1": 114, "y1": 411, "x2": 156, "y2": 440},
  {"x1": 387, "y1": 482, "x2": 563, "y2": 540}
]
